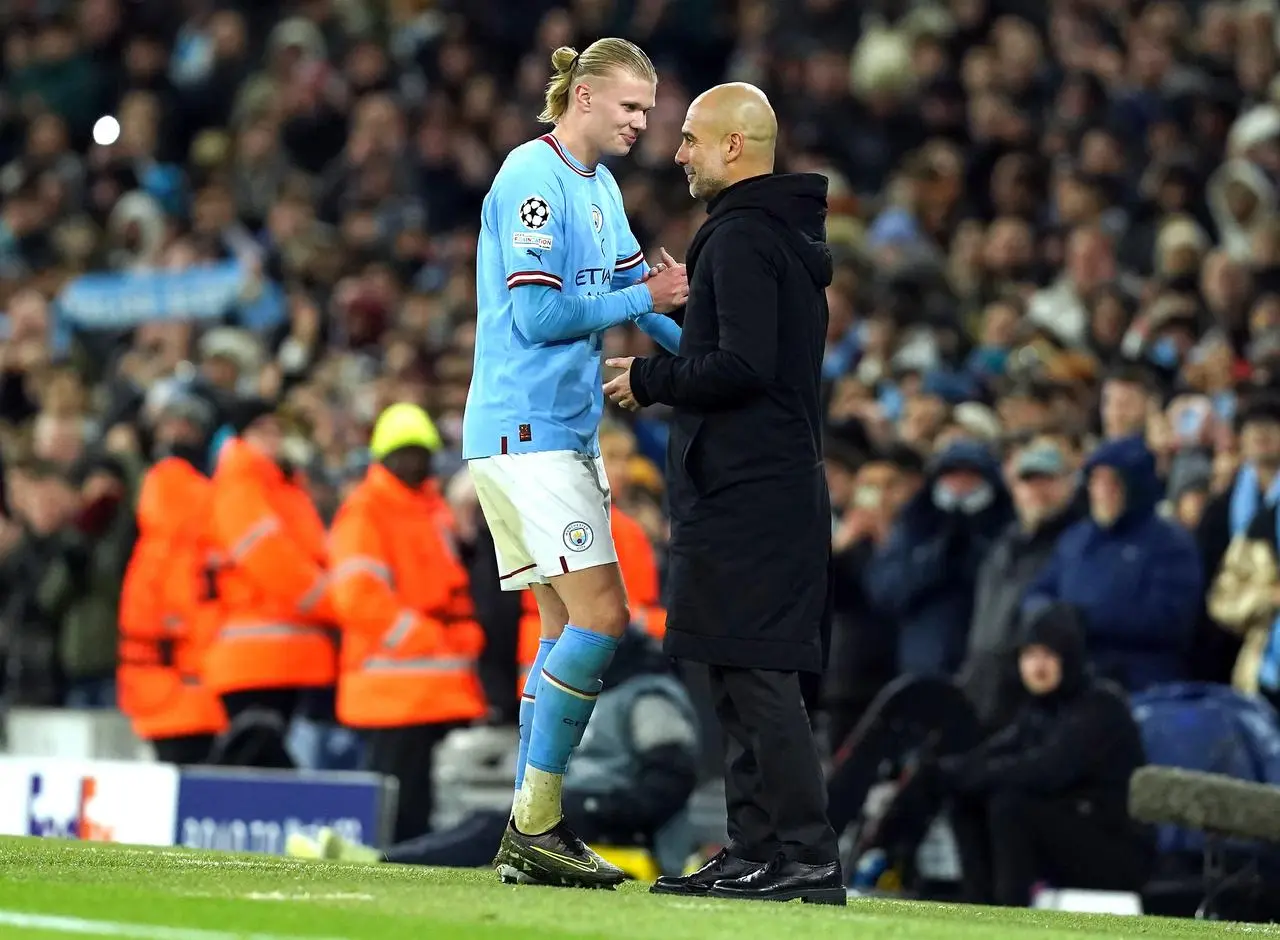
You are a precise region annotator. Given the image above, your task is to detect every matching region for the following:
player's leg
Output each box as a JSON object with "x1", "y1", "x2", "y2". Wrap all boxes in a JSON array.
[
  {"x1": 516, "y1": 583, "x2": 566, "y2": 795},
  {"x1": 517, "y1": 454, "x2": 629, "y2": 835},
  {"x1": 493, "y1": 566, "x2": 629, "y2": 889},
  {"x1": 486, "y1": 451, "x2": 628, "y2": 886},
  {"x1": 467, "y1": 457, "x2": 548, "y2": 799}
]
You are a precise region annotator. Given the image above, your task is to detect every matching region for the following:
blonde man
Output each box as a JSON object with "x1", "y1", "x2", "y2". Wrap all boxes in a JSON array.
[{"x1": 464, "y1": 38, "x2": 686, "y2": 887}]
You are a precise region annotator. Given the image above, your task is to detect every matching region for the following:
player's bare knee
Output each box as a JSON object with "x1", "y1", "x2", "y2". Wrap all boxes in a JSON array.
[
  {"x1": 565, "y1": 600, "x2": 630, "y2": 638},
  {"x1": 549, "y1": 564, "x2": 629, "y2": 636}
]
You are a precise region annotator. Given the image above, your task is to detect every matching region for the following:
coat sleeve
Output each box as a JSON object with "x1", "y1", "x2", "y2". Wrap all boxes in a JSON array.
[
  {"x1": 213, "y1": 478, "x2": 336, "y2": 623},
  {"x1": 328, "y1": 502, "x2": 446, "y2": 652},
  {"x1": 630, "y1": 227, "x2": 778, "y2": 409},
  {"x1": 943, "y1": 694, "x2": 1127, "y2": 795},
  {"x1": 119, "y1": 533, "x2": 167, "y2": 642},
  {"x1": 119, "y1": 472, "x2": 169, "y2": 644}
]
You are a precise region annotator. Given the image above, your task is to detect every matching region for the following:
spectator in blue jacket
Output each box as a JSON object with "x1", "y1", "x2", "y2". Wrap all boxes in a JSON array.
[
  {"x1": 865, "y1": 439, "x2": 1013, "y2": 677},
  {"x1": 1024, "y1": 435, "x2": 1202, "y2": 693}
]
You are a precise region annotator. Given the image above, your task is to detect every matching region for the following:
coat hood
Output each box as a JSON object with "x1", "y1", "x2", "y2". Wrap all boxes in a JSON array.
[
  {"x1": 705, "y1": 173, "x2": 834, "y2": 288},
  {"x1": 1207, "y1": 158, "x2": 1277, "y2": 262},
  {"x1": 1019, "y1": 601, "x2": 1088, "y2": 701},
  {"x1": 928, "y1": 439, "x2": 1002, "y2": 485},
  {"x1": 1083, "y1": 434, "x2": 1161, "y2": 524},
  {"x1": 909, "y1": 438, "x2": 1013, "y2": 528}
]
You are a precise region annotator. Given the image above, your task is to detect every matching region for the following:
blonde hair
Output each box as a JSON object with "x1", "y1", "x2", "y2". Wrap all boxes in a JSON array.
[{"x1": 538, "y1": 39, "x2": 657, "y2": 125}]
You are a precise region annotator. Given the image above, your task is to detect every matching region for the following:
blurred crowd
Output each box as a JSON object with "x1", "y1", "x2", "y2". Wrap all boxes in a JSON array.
[{"x1": 4, "y1": 0, "x2": 1280, "y2": 902}]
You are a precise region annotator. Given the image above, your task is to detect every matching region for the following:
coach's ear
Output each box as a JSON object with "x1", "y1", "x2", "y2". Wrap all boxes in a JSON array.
[{"x1": 723, "y1": 131, "x2": 745, "y2": 164}]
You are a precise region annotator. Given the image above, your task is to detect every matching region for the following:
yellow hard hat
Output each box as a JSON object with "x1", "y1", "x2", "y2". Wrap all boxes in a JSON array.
[{"x1": 369, "y1": 403, "x2": 442, "y2": 458}]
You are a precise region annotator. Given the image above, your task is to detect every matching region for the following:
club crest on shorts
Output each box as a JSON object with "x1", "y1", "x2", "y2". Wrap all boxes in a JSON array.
[
  {"x1": 519, "y1": 195, "x2": 551, "y2": 230},
  {"x1": 563, "y1": 521, "x2": 594, "y2": 552},
  {"x1": 591, "y1": 204, "x2": 603, "y2": 233}
]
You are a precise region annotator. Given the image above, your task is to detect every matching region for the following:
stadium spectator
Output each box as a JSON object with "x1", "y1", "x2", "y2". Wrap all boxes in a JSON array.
[
  {"x1": 959, "y1": 433, "x2": 1084, "y2": 730},
  {"x1": 1024, "y1": 435, "x2": 1203, "y2": 693},
  {"x1": 864, "y1": 438, "x2": 1013, "y2": 678},
  {"x1": 855, "y1": 603, "x2": 1154, "y2": 906}
]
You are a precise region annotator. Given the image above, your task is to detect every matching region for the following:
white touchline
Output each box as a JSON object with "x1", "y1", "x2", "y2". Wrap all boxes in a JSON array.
[{"x1": 0, "y1": 910, "x2": 354, "y2": 940}]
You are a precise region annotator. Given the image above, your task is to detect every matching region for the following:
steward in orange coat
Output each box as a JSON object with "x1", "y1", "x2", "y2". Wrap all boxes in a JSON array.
[
  {"x1": 203, "y1": 399, "x2": 338, "y2": 768},
  {"x1": 118, "y1": 395, "x2": 226, "y2": 764},
  {"x1": 329, "y1": 403, "x2": 487, "y2": 841},
  {"x1": 516, "y1": 504, "x2": 666, "y2": 691}
]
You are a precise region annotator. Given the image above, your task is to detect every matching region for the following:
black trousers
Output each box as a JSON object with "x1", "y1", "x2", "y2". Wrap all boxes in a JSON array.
[
  {"x1": 152, "y1": 733, "x2": 215, "y2": 766},
  {"x1": 709, "y1": 664, "x2": 838, "y2": 865},
  {"x1": 211, "y1": 688, "x2": 300, "y2": 769},
  {"x1": 951, "y1": 791, "x2": 1154, "y2": 906},
  {"x1": 363, "y1": 722, "x2": 465, "y2": 844},
  {"x1": 874, "y1": 775, "x2": 1152, "y2": 905}
]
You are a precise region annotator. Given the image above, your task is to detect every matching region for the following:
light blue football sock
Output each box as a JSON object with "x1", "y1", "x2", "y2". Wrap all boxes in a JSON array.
[
  {"x1": 526, "y1": 625, "x2": 618, "y2": 775},
  {"x1": 515, "y1": 637, "x2": 556, "y2": 793}
]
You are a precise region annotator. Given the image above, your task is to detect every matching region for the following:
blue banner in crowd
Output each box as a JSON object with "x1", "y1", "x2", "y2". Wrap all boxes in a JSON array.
[
  {"x1": 53, "y1": 260, "x2": 286, "y2": 343},
  {"x1": 174, "y1": 768, "x2": 397, "y2": 855}
]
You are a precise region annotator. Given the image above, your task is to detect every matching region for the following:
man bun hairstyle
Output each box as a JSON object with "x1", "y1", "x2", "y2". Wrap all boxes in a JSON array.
[{"x1": 538, "y1": 38, "x2": 657, "y2": 125}]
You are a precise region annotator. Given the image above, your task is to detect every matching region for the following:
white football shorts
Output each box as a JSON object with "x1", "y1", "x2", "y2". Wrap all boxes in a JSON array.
[{"x1": 468, "y1": 450, "x2": 617, "y2": 591}]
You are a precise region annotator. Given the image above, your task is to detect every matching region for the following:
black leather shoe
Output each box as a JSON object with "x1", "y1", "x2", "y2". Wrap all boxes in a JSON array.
[
  {"x1": 709, "y1": 855, "x2": 846, "y2": 905},
  {"x1": 649, "y1": 848, "x2": 767, "y2": 896}
]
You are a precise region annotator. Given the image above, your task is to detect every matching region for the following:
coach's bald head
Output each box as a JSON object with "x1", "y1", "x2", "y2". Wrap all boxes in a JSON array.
[{"x1": 676, "y1": 82, "x2": 778, "y2": 202}]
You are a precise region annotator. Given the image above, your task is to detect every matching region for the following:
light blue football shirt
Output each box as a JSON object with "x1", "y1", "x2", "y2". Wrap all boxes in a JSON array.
[{"x1": 463, "y1": 133, "x2": 680, "y2": 460}]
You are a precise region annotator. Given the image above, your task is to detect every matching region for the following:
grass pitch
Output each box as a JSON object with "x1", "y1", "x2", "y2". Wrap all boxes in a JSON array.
[{"x1": 0, "y1": 837, "x2": 1272, "y2": 939}]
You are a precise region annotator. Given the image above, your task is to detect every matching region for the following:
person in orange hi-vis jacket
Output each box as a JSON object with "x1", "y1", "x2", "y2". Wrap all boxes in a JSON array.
[
  {"x1": 203, "y1": 398, "x2": 338, "y2": 768},
  {"x1": 329, "y1": 403, "x2": 487, "y2": 841},
  {"x1": 118, "y1": 394, "x2": 227, "y2": 764},
  {"x1": 516, "y1": 423, "x2": 666, "y2": 692}
]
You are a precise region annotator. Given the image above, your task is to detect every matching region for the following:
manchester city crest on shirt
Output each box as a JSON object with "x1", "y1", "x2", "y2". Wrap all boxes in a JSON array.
[{"x1": 591, "y1": 204, "x2": 603, "y2": 234}]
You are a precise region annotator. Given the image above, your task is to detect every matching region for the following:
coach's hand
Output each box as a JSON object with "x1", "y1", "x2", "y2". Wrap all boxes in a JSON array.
[
  {"x1": 604, "y1": 357, "x2": 640, "y2": 411},
  {"x1": 643, "y1": 247, "x2": 688, "y2": 313}
]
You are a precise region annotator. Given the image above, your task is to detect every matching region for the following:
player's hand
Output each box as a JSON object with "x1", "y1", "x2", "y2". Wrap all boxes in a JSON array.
[
  {"x1": 641, "y1": 248, "x2": 686, "y2": 284},
  {"x1": 643, "y1": 247, "x2": 688, "y2": 312},
  {"x1": 604, "y1": 356, "x2": 640, "y2": 411}
]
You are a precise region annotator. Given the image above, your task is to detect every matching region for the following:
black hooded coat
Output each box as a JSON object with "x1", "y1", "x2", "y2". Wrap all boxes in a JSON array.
[{"x1": 630, "y1": 174, "x2": 835, "y2": 673}]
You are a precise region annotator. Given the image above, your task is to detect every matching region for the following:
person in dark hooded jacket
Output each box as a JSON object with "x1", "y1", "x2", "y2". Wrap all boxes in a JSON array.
[
  {"x1": 855, "y1": 603, "x2": 1153, "y2": 905},
  {"x1": 1024, "y1": 434, "x2": 1202, "y2": 692},
  {"x1": 864, "y1": 438, "x2": 1014, "y2": 677},
  {"x1": 932, "y1": 603, "x2": 1154, "y2": 905},
  {"x1": 605, "y1": 83, "x2": 843, "y2": 902}
]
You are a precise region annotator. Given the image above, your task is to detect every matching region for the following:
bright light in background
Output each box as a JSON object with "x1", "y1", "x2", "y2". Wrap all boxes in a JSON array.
[{"x1": 92, "y1": 115, "x2": 120, "y2": 146}]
